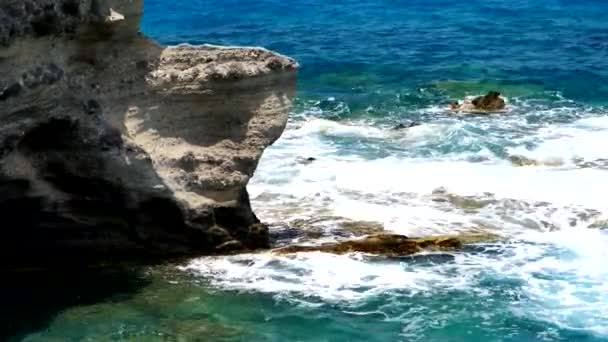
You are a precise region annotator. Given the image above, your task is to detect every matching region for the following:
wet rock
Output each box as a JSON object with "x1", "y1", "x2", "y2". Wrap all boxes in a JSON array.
[
  {"x1": 577, "y1": 159, "x2": 608, "y2": 169},
  {"x1": 274, "y1": 234, "x2": 464, "y2": 256},
  {"x1": 336, "y1": 220, "x2": 384, "y2": 237},
  {"x1": 274, "y1": 231, "x2": 502, "y2": 256},
  {"x1": 508, "y1": 155, "x2": 564, "y2": 167},
  {"x1": 296, "y1": 157, "x2": 316, "y2": 165},
  {"x1": 242, "y1": 223, "x2": 271, "y2": 249},
  {"x1": 471, "y1": 91, "x2": 506, "y2": 111},
  {"x1": 392, "y1": 122, "x2": 421, "y2": 130},
  {"x1": 22, "y1": 64, "x2": 64, "y2": 89},
  {"x1": 83, "y1": 99, "x2": 102, "y2": 116},
  {"x1": 285, "y1": 216, "x2": 384, "y2": 242},
  {"x1": 588, "y1": 220, "x2": 608, "y2": 229},
  {"x1": 0, "y1": 82, "x2": 22, "y2": 101},
  {"x1": 215, "y1": 240, "x2": 244, "y2": 253},
  {"x1": 432, "y1": 192, "x2": 496, "y2": 210},
  {"x1": 508, "y1": 155, "x2": 539, "y2": 166},
  {"x1": 449, "y1": 91, "x2": 506, "y2": 112}
]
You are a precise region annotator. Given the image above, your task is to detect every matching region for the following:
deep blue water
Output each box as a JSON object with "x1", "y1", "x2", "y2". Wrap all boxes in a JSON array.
[
  {"x1": 9, "y1": 1, "x2": 608, "y2": 341},
  {"x1": 142, "y1": 0, "x2": 608, "y2": 104}
]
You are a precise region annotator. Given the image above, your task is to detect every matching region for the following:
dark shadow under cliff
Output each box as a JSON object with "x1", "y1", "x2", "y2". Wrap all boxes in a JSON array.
[{"x1": 0, "y1": 265, "x2": 150, "y2": 342}]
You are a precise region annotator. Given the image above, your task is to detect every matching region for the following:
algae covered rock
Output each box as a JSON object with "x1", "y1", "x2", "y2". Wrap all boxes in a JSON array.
[{"x1": 274, "y1": 232, "x2": 501, "y2": 256}]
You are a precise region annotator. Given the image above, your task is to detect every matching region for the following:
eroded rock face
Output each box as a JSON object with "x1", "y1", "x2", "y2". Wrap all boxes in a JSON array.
[{"x1": 0, "y1": 0, "x2": 298, "y2": 264}]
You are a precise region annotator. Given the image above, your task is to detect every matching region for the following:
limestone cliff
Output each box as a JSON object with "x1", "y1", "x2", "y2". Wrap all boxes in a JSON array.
[{"x1": 0, "y1": 0, "x2": 298, "y2": 264}]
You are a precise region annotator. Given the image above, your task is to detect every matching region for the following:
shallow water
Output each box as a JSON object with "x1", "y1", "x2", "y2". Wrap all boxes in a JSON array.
[{"x1": 8, "y1": 0, "x2": 608, "y2": 341}]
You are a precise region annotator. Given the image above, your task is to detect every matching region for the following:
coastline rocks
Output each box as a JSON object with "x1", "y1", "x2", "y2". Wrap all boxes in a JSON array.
[
  {"x1": 0, "y1": 0, "x2": 298, "y2": 264},
  {"x1": 449, "y1": 91, "x2": 506, "y2": 113},
  {"x1": 273, "y1": 233, "x2": 497, "y2": 256}
]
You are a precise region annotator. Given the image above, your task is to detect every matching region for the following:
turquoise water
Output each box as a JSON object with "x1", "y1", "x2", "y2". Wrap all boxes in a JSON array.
[{"x1": 7, "y1": 1, "x2": 608, "y2": 341}]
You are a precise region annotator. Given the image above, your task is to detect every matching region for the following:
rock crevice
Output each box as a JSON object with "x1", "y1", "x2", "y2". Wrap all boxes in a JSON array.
[{"x1": 0, "y1": 0, "x2": 298, "y2": 265}]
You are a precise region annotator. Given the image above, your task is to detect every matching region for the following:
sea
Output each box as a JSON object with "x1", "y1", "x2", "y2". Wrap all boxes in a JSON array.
[{"x1": 8, "y1": 0, "x2": 608, "y2": 341}]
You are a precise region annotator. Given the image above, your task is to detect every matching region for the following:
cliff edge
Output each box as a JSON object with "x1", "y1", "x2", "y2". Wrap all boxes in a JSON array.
[{"x1": 0, "y1": 0, "x2": 298, "y2": 264}]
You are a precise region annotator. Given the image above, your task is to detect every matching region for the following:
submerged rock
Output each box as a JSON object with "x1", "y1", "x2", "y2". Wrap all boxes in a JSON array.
[
  {"x1": 576, "y1": 159, "x2": 608, "y2": 169},
  {"x1": 508, "y1": 155, "x2": 565, "y2": 167},
  {"x1": 392, "y1": 122, "x2": 421, "y2": 130},
  {"x1": 0, "y1": 0, "x2": 298, "y2": 265},
  {"x1": 507, "y1": 155, "x2": 608, "y2": 168},
  {"x1": 274, "y1": 233, "x2": 497, "y2": 256},
  {"x1": 588, "y1": 220, "x2": 608, "y2": 229},
  {"x1": 283, "y1": 216, "x2": 385, "y2": 242},
  {"x1": 336, "y1": 220, "x2": 385, "y2": 236},
  {"x1": 296, "y1": 157, "x2": 317, "y2": 165},
  {"x1": 431, "y1": 190, "x2": 497, "y2": 210},
  {"x1": 508, "y1": 155, "x2": 541, "y2": 166}
]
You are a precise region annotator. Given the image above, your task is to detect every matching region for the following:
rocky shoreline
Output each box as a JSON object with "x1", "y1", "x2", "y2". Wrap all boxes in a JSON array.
[{"x1": 0, "y1": 0, "x2": 297, "y2": 265}]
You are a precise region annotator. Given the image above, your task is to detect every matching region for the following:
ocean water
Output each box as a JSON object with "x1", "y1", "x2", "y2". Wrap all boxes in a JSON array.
[{"x1": 8, "y1": 0, "x2": 608, "y2": 341}]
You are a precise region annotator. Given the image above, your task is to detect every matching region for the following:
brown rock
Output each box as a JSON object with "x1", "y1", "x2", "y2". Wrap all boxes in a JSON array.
[
  {"x1": 273, "y1": 231, "x2": 502, "y2": 256},
  {"x1": 471, "y1": 91, "x2": 506, "y2": 111},
  {"x1": 273, "y1": 234, "x2": 463, "y2": 256},
  {"x1": 449, "y1": 91, "x2": 506, "y2": 113}
]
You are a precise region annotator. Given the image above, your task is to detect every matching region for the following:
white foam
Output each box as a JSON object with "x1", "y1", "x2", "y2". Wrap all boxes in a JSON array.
[
  {"x1": 504, "y1": 229, "x2": 608, "y2": 335},
  {"x1": 250, "y1": 114, "x2": 608, "y2": 239},
  {"x1": 508, "y1": 115, "x2": 608, "y2": 163},
  {"x1": 180, "y1": 252, "x2": 467, "y2": 302},
  {"x1": 180, "y1": 229, "x2": 608, "y2": 336},
  {"x1": 240, "y1": 112, "x2": 608, "y2": 337}
]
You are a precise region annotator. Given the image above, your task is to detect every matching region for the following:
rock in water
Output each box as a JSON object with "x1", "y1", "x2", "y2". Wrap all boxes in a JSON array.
[
  {"x1": 296, "y1": 157, "x2": 317, "y2": 165},
  {"x1": 0, "y1": 0, "x2": 298, "y2": 265},
  {"x1": 274, "y1": 234, "x2": 462, "y2": 256},
  {"x1": 273, "y1": 233, "x2": 501, "y2": 256},
  {"x1": 392, "y1": 122, "x2": 421, "y2": 130},
  {"x1": 471, "y1": 91, "x2": 506, "y2": 111},
  {"x1": 449, "y1": 91, "x2": 506, "y2": 112}
]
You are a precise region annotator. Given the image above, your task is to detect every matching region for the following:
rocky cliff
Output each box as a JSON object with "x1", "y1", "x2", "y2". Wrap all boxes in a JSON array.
[{"x1": 0, "y1": 0, "x2": 298, "y2": 264}]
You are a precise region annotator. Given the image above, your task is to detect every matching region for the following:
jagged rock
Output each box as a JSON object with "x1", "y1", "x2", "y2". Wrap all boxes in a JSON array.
[
  {"x1": 273, "y1": 233, "x2": 497, "y2": 256},
  {"x1": 0, "y1": 0, "x2": 298, "y2": 265},
  {"x1": 471, "y1": 91, "x2": 506, "y2": 111},
  {"x1": 449, "y1": 91, "x2": 506, "y2": 113}
]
